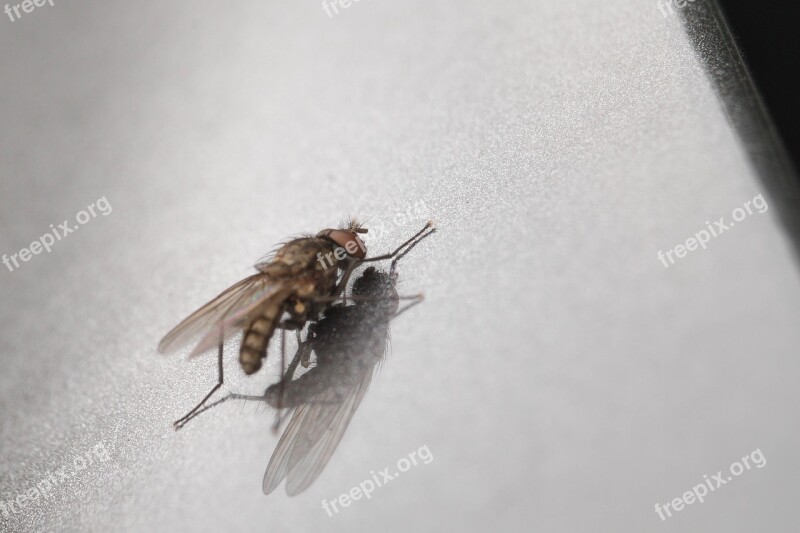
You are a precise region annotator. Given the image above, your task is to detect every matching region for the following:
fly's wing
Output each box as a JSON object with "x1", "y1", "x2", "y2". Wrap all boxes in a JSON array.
[
  {"x1": 188, "y1": 282, "x2": 296, "y2": 358},
  {"x1": 158, "y1": 273, "x2": 291, "y2": 357},
  {"x1": 262, "y1": 367, "x2": 374, "y2": 496}
]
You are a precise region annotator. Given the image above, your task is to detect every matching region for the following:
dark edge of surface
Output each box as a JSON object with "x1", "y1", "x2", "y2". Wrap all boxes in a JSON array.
[{"x1": 679, "y1": 0, "x2": 800, "y2": 266}]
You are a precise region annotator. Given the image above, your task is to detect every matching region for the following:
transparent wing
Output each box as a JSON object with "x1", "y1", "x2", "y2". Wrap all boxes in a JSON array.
[
  {"x1": 158, "y1": 273, "x2": 289, "y2": 356},
  {"x1": 263, "y1": 368, "x2": 374, "y2": 496}
]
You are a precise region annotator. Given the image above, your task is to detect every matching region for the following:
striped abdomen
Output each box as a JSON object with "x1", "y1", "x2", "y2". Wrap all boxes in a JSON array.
[{"x1": 239, "y1": 302, "x2": 283, "y2": 375}]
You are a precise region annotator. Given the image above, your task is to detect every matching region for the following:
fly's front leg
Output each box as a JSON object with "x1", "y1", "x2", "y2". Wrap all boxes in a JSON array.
[
  {"x1": 361, "y1": 221, "x2": 436, "y2": 266},
  {"x1": 328, "y1": 259, "x2": 359, "y2": 303}
]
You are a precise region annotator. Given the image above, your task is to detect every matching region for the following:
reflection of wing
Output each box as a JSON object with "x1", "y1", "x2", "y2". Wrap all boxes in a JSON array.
[
  {"x1": 263, "y1": 368, "x2": 374, "y2": 496},
  {"x1": 158, "y1": 273, "x2": 289, "y2": 357}
]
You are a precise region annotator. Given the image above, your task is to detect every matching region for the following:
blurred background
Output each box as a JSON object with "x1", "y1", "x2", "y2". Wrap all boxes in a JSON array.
[{"x1": 1, "y1": 1, "x2": 798, "y2": 532}]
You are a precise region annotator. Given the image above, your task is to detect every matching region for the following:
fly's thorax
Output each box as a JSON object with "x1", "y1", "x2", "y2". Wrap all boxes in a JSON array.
[
  {"x1": 282, "y1": 272, "x2": 337, "y2": 324},
  {"x1": 258, "y1": 237, "x2": 338, "y2": 276}
]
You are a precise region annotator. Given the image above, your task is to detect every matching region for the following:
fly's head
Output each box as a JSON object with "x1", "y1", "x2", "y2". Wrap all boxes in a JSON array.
[{"x1": 317, "y1": 219, "x2": 368, "y2": 265}]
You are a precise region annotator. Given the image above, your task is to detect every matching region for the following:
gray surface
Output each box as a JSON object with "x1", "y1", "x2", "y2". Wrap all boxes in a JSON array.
[{"x1": 1, "y1": 1, "x2": 798, "y2": 532}]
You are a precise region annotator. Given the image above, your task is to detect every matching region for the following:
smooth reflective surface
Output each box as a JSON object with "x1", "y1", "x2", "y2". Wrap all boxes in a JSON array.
[{"x1": 2, "y1": 1, "x2": 799, "y2": 532}]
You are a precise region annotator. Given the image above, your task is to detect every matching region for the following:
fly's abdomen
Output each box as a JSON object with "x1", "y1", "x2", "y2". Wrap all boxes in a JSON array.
[{"x1": 240, "y1": 305, "x2": 281, "y2": 375}]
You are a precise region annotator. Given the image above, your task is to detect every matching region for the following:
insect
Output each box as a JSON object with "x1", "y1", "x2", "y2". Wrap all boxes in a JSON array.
[
  {"x1": 159, "y1": 220, "x2": 434, "y2": 429},
  {"x1": 184, "y1": 223, "x2": 435, "y2": 494}
]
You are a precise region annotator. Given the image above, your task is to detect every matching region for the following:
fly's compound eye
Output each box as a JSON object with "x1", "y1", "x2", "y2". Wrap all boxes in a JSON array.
[{"x1": 327, "y1": 230, "x2": 367, "y2": 259}]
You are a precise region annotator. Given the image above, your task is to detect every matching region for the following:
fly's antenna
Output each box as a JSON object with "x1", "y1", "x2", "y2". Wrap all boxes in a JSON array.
[
  {"x1": 355, "y1": 216, "x2": 371, "y2": 233},
  {"x1": 341, "y1": 215, "x2": 368, "y2": 234}
]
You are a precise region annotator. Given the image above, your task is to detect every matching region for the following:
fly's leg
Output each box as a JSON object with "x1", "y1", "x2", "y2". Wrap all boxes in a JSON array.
[
  {"x1": 272, "y1": 328, "x2": 288, "y2": 432},
  {"x1": 393, "y1": 294, "x2": 425, "y2": 318},
  {"x1": 361, "y1": 221, "x2": 436, "y2": 265},
  {"x1": 269, "y1": 324, "x2": 312, "y2": 380},
  {"x1": 296, "y1": 330, "x2": 304, "y2": 362},
  {"x1": 329, "y1": 260, "x2": 359, "y2": 302},
  {"x1": 180, "y1": 392, "x2": 268, "y2": 422},
  {"x1": 279, "y1": 328, "x2": 287, "y2": 402},
  {"x1": 289, "y1": 327, "x2": 315, "y2": 373},
  {"x1": 271, "y1": 327, "x2": 316, "y2": 432},
  {"x1": 168, "y1": 333, "x2": 317, "y2": 427},
  {"x1": 275, "y1": 318, "x2": 304, "y2": 331},
  {"x1": 297, "y1": 334, "x2": 314, "y2": 368},
  {"x1": 388, "y1": 224, "x2": 435, "y2": 275},
  {"x1": 174, "y1": 326, "x2": 225, "y2": 430}
]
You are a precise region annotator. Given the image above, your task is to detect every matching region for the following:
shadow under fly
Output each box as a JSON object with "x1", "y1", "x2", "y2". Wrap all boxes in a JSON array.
[
  {"x1": 159, "y1": 220, "x2": 433, "y2": 429},
  {"x1": 188, "y1": 226, "x2": 435, "y2": 495}
]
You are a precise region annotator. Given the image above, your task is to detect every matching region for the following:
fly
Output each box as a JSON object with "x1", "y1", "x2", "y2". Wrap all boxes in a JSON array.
[
  {"x1": 159, "y1": 220, "x2": 433, "y2": 429},
  {"x1": 184, "y1": 223, "x2": 435, "y2": 494}
]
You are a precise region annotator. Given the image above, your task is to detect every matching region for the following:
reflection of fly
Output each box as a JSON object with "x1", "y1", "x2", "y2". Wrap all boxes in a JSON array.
[
  {"x1": 159, "y1": 221, "x2": 433, "y2": 429},
  {"x1": 263, "y1": 263, "x2": 425, "y2": 495},
  {"x1": 187, "y1": 225, "x2": 435, "y2": 494}
]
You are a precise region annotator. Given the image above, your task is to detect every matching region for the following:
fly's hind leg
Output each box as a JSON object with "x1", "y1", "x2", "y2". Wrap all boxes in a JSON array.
[
  {"x1": 177, "y1": 391, "x2": 267, "y2": 423},
  {"x1": 173, "y1": 327, "x2": 225, "y2": 430},
  {"x1": 275, "y1": 319, "x2": 312, "y2": 368},
  {"x1": 270, "y1": 329, "x2": 287, "y2": 432},
  {"x1": 167, "y1": 333, "x2": 317, "y2": 429},
  {"x1": 269, "y1": 327, "x2": 320, "y2": 432}
]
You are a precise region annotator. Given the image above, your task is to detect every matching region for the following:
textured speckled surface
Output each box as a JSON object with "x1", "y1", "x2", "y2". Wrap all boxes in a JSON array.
[{"x1": 1, "y1": 1, "x2": 799, "y2": 532}]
